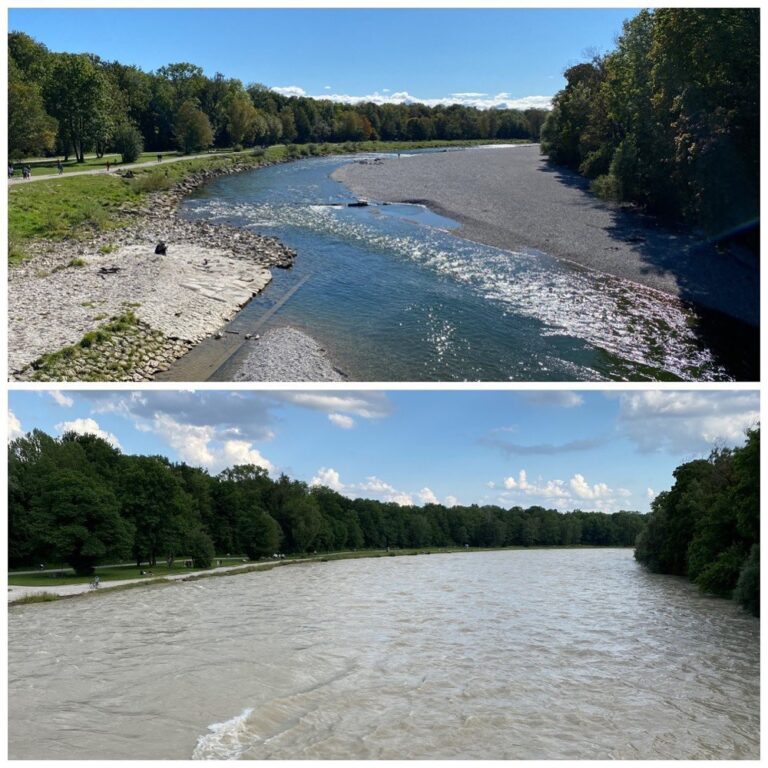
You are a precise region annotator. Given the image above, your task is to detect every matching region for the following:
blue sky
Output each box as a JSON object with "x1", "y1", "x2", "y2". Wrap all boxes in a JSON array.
[
  {"x1": 8, "y1": 8, "x2": 639, "y2": 109},
  {"x1": 8, "y1": 390, "x2": 758, "y2": 514}
]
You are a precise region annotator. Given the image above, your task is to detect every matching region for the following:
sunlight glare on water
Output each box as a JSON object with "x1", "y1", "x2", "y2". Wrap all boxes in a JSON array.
[{"x1": 179, "y1": 155, "x2": 731, "y2": 382}]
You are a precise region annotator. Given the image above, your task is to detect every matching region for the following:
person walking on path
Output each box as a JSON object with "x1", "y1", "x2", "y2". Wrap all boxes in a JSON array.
[
  {"x1": 105, "y1": 160, "x2": 110, "y2": 173},
  {"x1": 56, "y1": 159, "x2": 63, "y2": 175},
  {"x1": 157, "y1": 153, "x2": 162, "y2": 163}
]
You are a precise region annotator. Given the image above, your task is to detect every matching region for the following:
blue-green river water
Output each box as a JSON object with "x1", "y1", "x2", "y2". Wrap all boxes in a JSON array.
[{"x1": 181, "y1": 152, "x2": 731, "y2": 381}]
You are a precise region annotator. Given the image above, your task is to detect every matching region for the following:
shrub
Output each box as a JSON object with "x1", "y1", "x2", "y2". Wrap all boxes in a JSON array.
[
  {"x1": 113, "y1": 123, "x2": 144, "y2": 164},
  {"x1": 186, "y1": 529, "x2": 215, "y2": 569},
  {"x1": 695, "y1": 545, "x2": 745, "y2": 597},
  {"x1": 591, "y1": 173, "x2": 622, "y2": 202},
  {"x1": 734, "y1": 545, "x2": 759, "y2": 616}
]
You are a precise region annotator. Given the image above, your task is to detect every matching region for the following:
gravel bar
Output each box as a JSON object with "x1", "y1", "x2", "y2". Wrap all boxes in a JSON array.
[{"x1": 333, "y1": 144, "x2": 759, "y2": 325}]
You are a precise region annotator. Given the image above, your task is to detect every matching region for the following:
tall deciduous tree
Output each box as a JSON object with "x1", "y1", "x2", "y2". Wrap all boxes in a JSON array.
[
  {"x1": 174, "y1": 99, "x2": 213, "y2": 153},
  {"x1": 43, "y1": 53, "x2": 111, "y2": 162}
]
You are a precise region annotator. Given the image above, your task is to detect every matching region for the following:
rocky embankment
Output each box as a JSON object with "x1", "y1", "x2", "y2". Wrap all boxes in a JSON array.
[{"x1": 9, "y1": 160, "x2": 297, "y2": 381}]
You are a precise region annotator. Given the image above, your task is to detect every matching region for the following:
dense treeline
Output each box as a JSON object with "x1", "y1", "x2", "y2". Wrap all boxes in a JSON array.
[
  {"x1": 8, "y1": 31, "x2": 546, "y2": 162},
  {"x1": 635, "y1": 428, "x2": 759, "y2": 615},
  {"x1": 8, "y1": 429, "x2": 645, "y2": 575},
  {"x1": 541, "y1": 9, "x2": 759, "y2": 243}
]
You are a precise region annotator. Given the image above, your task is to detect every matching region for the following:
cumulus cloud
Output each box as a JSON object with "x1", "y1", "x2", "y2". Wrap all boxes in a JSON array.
[
  {"x1": 328, "y1": 413, "x2": 355, "y2": 429},
  {"x1": 616, "y1": 391, "x2": 759, "y2": 454},
  {"x1": 55, "y1": 417, "x2": 122, "y2": 450},
  {"x1": 78, "y1": 390, "x2": 392, "y2": 473},
  {"x1": 418, "y1": 487, "x2": 439, "y2": 505},
  {"x1": 153, "y1": 413, "x2": 272, "y2": 474},
  {"x1": 8, "y1": 410, "x2": 23, "y2": 442},
  {"x1": 309, "y1": 468, "x2": 446, "y2": 508},
  {"x1": 498, "y1": 469, "x2": 628, "y2": 512},
  {"x1": 311, "y1": 467, "x2": 345, "y2": 492},
  {"x1": 569, "y1": 473, "x2": 611, "y2": 500},
  {"x1": 271, "y1": 85, "x2": 552, "y2": 111},
  {"x1": 49, "y1": 390, "x2": 74, "y2": 408},
  {"x1": 443, "y1": 495, "x2": 459, "y2": 508}
]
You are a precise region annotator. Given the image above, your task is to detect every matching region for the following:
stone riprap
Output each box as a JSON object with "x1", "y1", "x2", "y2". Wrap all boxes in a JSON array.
[{"x1": 9, "y1": 163, "x2": 295, "y2": 381}]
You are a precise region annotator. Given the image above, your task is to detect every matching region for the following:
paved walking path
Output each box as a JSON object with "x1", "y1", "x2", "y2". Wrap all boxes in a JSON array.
[{"x1": 8, "y1": 151, "x2": 234, "y2": 185}]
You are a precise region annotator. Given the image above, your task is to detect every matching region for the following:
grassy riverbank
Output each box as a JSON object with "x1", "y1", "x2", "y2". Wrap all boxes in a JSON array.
[
  {"x1": 8, "y1": 139, "x2": 527, "y2": 264},
  {"x1": 8, "y1": 544, "x2": 622, "y2": 606}
]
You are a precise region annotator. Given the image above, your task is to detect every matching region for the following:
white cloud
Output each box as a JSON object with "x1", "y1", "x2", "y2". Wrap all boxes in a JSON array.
[
  {"x1": 328, "y1": 413, "x2": 355, "y2": 429},
  {"x1": 498, "y1": 469, "x2": 627, "y2": 512},
  {"x1": 569, "y1": 473, "x2": 611, "y2": 500},
  {"x1": 55, "y1": 417, "x2": 122, "y2": 450},
  {"x1": 444, "y1": 495, "x2": 459, "y2": 508},
  {"x1": 311, "y1": 467, "x2": 345, "y2": 492},
  {"x1": 8, "y1": 410, "x2": 23, "y2": 442},
  {"x1": 152, "y1": 413, "x2": 272, "y2": 474},
  {"x1": 647, "y1": 487, "x2": 656, "y2": 501},
  {"x1": 418, "y1": 487, "x2": 439, "y2": 505},
  {"x1": 49, "y1": 390, "x2": 74, "y2": 408},
  {"x1": 310, "y1": 469, "x2": 433, "y2": 507},
  {"x1": 277, "y1": 392, "x2": 390, "y2": 420},
  {"x1": 271, "y1": 85, "x2": 552, "y2": 111},
  {"x1": 272, "y1": 85, "x2": 307, "y2": 97},
  {"x1": 154, "y1": 413, "x2": 215, "y2": 466},
  {"x1": 220, "y1": 440, "x2": 274, "y2": 473},
  {"x1": 617, "y1": 391, "x2": 759, "y2": 454}
]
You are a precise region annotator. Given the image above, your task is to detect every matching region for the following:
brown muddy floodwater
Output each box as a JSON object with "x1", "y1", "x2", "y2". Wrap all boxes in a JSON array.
[{"x1": 8, "y1": 549, "x2": 759, "y2": 759}]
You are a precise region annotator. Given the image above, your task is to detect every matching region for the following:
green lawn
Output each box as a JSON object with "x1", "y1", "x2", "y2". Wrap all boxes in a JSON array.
[
  {"x1": 11, "y1": 149, "x2": 206, "y2": 177},
  {"x1": 8, "y1": 556, "x2": 250, "y2": 587}
]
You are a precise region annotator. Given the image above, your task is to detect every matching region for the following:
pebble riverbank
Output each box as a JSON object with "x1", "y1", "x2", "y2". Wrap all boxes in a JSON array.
[{"x1": 9, "y1": 160, "x2": 297, "y2": 381}]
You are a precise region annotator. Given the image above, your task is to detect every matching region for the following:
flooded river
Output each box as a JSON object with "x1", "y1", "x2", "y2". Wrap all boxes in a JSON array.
[
  {"x1": 8, "y1": 549, "x2": 758, "y2": 759},
  {"x1": 179, "y1": 152, "x2": 735, "y2": 382}
]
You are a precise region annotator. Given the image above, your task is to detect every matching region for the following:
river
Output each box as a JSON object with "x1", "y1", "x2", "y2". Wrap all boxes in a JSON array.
[
  {"x1": 8, "y1": 549, "x2": 759, "y2": 759},
  {"x1": 178, "y1": 151, "x2": 734, "y2": 382}
]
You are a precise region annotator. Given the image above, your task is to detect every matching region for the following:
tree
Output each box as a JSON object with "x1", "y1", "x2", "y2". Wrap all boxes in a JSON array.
[
  {"x1": 173, "y1": 99, "x2": 213, "y2": 153},
  {"x1": 186, "y1": 528, "x2": 215, "y2": 569},
  {"x1": 31, "y1": 469, "x2": 132, "y2": 575},
  {"x1": 43, "y1": 53, "x2": 112, "y2": 162},
  {"x1": 113, "y1": 122, "x2": 144, "y2": 163},
  {"x1": 8, "y1": 58, "x2": 57, "y2": 159},
  {"x1": 225, "y1": 90, "x2": 259, "y2": 148},
  {"x1": 118, "y1": 456, "x2": 195, "y2": 566},
  {"x1": 237, "y1": 507, "x2": 282, "y2": 559}
]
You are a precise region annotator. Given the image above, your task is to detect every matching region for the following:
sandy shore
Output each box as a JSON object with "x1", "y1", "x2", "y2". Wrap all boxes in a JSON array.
[
  {"x1": 333, "y1": 144, "x2": 759, "y2": 325},
  {"x1": 8, "y1": 164, "x2": 296, "y2": 381}
]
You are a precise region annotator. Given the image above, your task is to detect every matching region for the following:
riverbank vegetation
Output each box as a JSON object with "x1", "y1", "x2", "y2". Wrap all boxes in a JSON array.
[
  {"x1": 541, "y1": 9, "x2": 758, "y2": 247},
  {"x1": 9, "y1": 429, "x2": 645, "y2": 576},
  {"x1": 635, "y1": 428, "x2": 759, "y2": 615},
  {"x1": 8, "y1": 139, "x2": 521, "y2": 264},
  {"x1": 8, "y1": 29, "x2": 545, "y2": 163}
]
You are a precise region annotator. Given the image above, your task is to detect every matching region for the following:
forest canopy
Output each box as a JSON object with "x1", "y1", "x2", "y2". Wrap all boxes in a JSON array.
[
  {"x1": 9, "y1": 429, "x2": 645, "y2": 575},
  {"x1": 541, "y1": 8, "x2": 759, "y2": 242},
  {"x1": 635, "y1": 428, "x2": 760, "y2": 615},
  {"x1": 7, "y1": 30, "x2": 546, "y2": 161}
]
